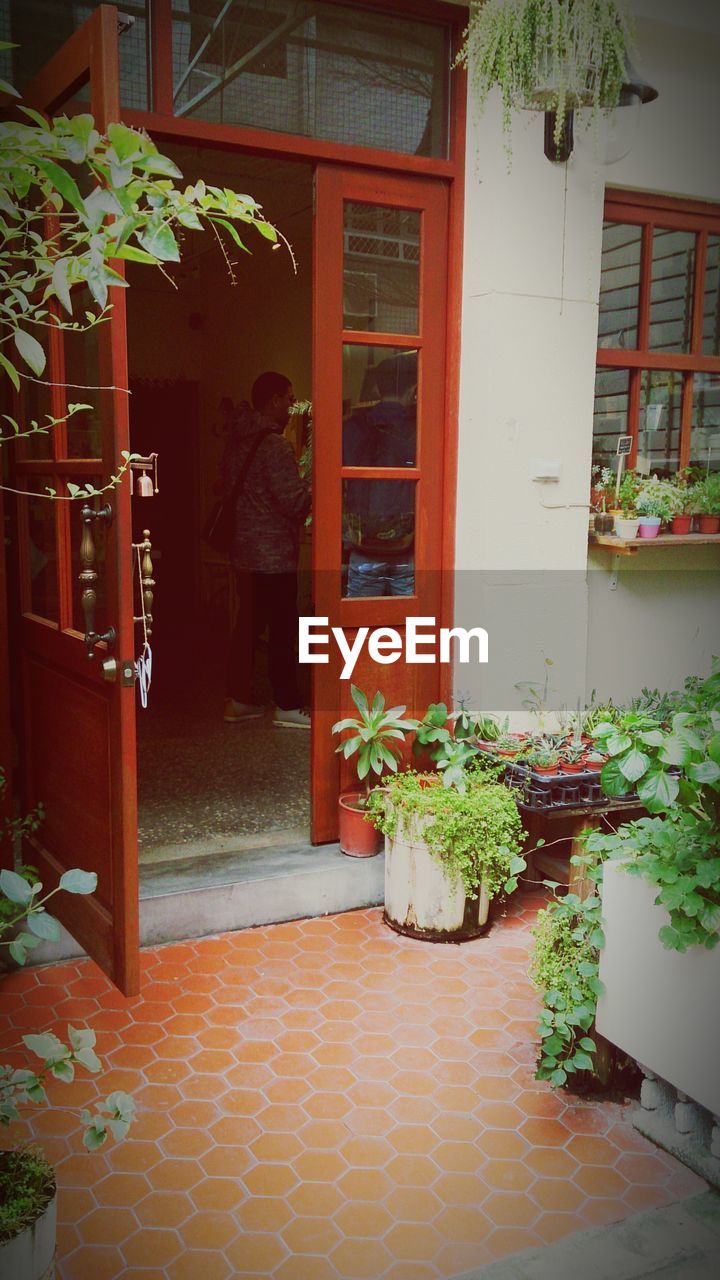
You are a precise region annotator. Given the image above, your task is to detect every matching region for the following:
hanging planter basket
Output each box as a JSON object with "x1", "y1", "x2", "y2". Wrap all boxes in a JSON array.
[{"x1": 455, "y1": 0, "x2": 635, "y2": 155}]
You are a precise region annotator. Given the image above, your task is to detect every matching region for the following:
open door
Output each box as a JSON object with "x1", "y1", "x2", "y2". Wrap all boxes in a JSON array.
[
  {"x1": 311, "y1": 167, "x2": 451, "y2": 842},
  {"x1": 11, "y1": 5, "x2": 139, "y2": 992}
]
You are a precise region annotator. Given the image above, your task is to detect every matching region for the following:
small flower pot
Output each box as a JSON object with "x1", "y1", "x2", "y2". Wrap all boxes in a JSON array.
[
  {"x1": 559, "y1": 761, "x2": 586, "y2": 774},
  {"x1": 585, "y1": 758, "x2": 606, "y2": 771},
  {"x1": 593, "y1": 513, "x2": 614, "y2": 535},
  {"x1": 670, "y1": 514, "x2": 692, "y2": 535},
  {"x1": 637, "y1": 516, "x2": 661, "y2": 538},
  {"x1": 615, "y1": 516, "x2": 640, "y2": 539},
  {"x1": 698, "y1": 514, "x2": 720, "y2": 534},
  {"x1": 531, "y1": 764, "x2": 560, "y2": 777},
  {"x1": 338, "y1": 792, "x2": 383, "y2": 858}
]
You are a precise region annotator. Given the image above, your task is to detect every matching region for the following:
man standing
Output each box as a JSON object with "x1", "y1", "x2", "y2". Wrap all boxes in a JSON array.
[{"x1": 222, "y1": 371, "x2": 311, "y2": 728}]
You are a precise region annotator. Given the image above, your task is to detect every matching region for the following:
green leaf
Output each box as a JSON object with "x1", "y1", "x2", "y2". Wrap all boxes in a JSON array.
[
  {"x1": 83, "y1": 1123, "x2": 107, "y2": 1150},
  {"x1": 51, "y1": 257, "x2": 72, "y2": 314},
  {"x1": 658, "y1": 735, "x2": 694, "y2": 767},
  {"x1": 599, "y1": 757, "x2": 633, "y2": 797},
  {"x1": 35, "y1": 157, "x2": 85, "y2": 215},
  {"x1": 619, "y1": 747, "x2": 651, "y2": 783},
  {"x1": 689, "y1": 759, "x2": 720, "y2": 786},
  {"x1": 59, "y1": 869, "x2": 97, "y2": 894},
  {"x1": 8, "y1": 939, "x2": 26, "y2": 965},
  {"x1": 637, "y1": 768, "x2": 680, "y2": 812},
  {"x1": 23, "y1": 1032, "x2": 66, "y2": 1061},
  {"x1": 26, "y1": 911, "x2": 61, "y2": 941},
  {"x1": 138, "y1": 223, "x2": 180, "y2": 263},
  {"x1": 14, "y1": 329, "x2": 46, "y2": 376},
  {"x1": 579, "y1": 1037, "x2": 597, "y2": 1052},
  {"x1": 606, "y1": 732, "x2": 632, "y2": 756},
  {"x1": 572, "y1": 1051, "x2": 595, "y2": 1072},
  {"x1": 0, "y1": 350, "x2": 20, "y2": 390},
  {"x1": 0, "y1": 867, "x2": 34, "y2": 905},
  {"x1": 68, "y1": 1025, "x2": 96, "y2": 1052},
  {"x1": 255, "y1": 220, "x2": 278, "y2": 242},
  {"x1": 74, "y1": 1047, "x2": 102, "y2": 1073},
  {"x1": 111, "y1": 243, "x2": 160, "y2": 266},
  {"x1": 0, "y1": 77, "x2": 19, "y2": 98},
  {"x1": 550, "y1": 1068, "x2": 567, "y2": 1087},
  {"x1": 107, "y1": 122, "x2": 143, "y2": 163},
  {"x1": 51, "y1": 1059, "x2": 74, "y2": 1082}
]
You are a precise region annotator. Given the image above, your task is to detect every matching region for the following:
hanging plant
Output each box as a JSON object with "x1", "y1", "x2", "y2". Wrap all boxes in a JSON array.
[{"x1": 455, "y1": 0, "x2": 635, "y2": 153}]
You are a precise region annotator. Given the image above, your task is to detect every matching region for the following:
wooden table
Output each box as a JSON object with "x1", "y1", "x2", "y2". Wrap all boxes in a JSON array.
[{"x1": 519, "y1": 796, "x2": 645, "y2": 900}]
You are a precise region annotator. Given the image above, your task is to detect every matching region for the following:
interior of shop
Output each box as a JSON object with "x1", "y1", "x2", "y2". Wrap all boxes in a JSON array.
[{"x1": 126, "y1": 144, "x2": 313, "y2": 866}]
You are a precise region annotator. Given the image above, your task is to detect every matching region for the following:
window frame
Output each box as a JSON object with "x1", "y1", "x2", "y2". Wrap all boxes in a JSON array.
[{"x1": 597, "y1": 188, "x2": 720, "y2": 472}]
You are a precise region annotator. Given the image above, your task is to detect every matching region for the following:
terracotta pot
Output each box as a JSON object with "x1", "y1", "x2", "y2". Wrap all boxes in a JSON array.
[
  {"x1": 671, "y1": 514, "x2": 692, "y2": 535},
  {"x1": 698, "y1": 514, "x2": 720, "y2": 534},
  {"x1": 585, "y1": 758, "x2": 605, "y2": 771},
  {"x1": 531, "y1": 764, "x2": 559, "y2": 776},
  {"x1": 338, "y1": 792, "x2": 383, "y2": 858},
  {"x1": 559, "y1": 761, "x2": 586, "y2": 774}
]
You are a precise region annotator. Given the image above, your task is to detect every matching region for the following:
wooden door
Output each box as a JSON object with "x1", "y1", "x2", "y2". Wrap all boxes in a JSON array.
[
  {"x1": 312, "y1": 168, "x2": 451, "y2": 842},
  {"x1": 12, "y1": 6, "x2": 139, "y2": 993}
]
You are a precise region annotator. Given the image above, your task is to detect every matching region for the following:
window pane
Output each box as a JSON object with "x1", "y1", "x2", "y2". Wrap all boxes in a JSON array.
[
  {"x1": 71, "y1": 490, "x2": 108, "y2": 636},
  {"x1": 343, "y1": 347, "x2": 417, "y2": 468},
  {"x1": 691, "y1": 373, "x2": 720, "y2": 473},
  {"x1": 638, "y1": 370, "x2": 682, "y2": 477},
  {"x1": 342, "y1": 479, "x2": 415, "y2": 598},
  {"x1": 17, "y1": 330, "x2": 52, "y2": 460},
  {"x1": 1, "y1": 1, "x2": 149, "y2": 109},
  {"x1": 649, "y1": 228, "x2": 696, "y2": 353},
  {"x1": 62, "y1": 292, "x2": 103, "y2": 459},
  {"x1": 598, "y1": 222, "x2": 641, "y2": 350},
  {"x1": 703, "y1": 235, "x2": 720, "y2": 357},
  {"x1": 172, "y1": 1, "x2": 449, "y2": 157},
  {"x1": 592, "y1": 368, "x2": 629, "y2": 469},
  {"x1": 344, "y1": 204, "x2": 420, "y2": 334},
  {"x1": 25, "y1": 485, "x2": 58, "y2": 621}
]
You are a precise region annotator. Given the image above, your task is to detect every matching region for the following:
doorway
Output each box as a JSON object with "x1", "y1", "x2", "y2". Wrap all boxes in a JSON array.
[{"x1": 126, "y1": 146, "x2": 314, "y2": 870}]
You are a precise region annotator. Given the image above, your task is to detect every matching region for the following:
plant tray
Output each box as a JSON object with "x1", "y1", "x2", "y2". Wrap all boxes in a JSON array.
[{"x1": 477, "y1": 750, "x2": 636, "y2": 812}]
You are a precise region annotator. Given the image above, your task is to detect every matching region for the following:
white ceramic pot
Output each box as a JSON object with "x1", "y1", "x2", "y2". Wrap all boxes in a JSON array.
[
  {"x1": 615, "y1": 516, "x2": 640, "y2": 539},
  {"x1": 384, "y1": 812, "x2": 489, "y2": 939},
  {"x1": 0, "y1": 1188, "x2": 56, "y2": 1280}
]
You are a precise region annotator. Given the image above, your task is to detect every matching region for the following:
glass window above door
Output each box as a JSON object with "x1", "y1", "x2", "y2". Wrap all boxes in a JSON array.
[
  {"x1": 0, "y1": 1, "x2": 149, "y2": 108},
  {"x1": 172, "y1": 1, "x2": 450, "y2": 157}
]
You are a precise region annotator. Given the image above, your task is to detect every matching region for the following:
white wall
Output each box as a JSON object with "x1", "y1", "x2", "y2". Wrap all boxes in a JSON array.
[{"x1": 453, "y1": 0, "x2": 720, "y2": 715}]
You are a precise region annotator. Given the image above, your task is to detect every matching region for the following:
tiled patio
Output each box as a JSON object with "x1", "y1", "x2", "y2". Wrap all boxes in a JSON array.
[{"x1": 2, "y1": 892, "x2": 704, "y2": 1280}]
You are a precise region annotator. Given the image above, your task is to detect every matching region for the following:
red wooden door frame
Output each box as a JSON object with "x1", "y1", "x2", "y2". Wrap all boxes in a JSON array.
[
  {"x1": 311, "y1": 167, "x2": 452, "y2": 843},
  {"x1": 14, "y1": 5, "x2": 140, "y2": 994}
]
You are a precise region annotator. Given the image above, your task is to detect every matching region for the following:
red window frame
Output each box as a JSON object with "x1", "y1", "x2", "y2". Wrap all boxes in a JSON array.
[{"x1": 597, "y1": 188, "x2": 720, "y2": 471}]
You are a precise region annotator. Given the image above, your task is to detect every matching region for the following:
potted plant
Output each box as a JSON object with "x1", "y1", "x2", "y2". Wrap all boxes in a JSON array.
[
  {"x1": 584, "y1": 750, "x2": 607, "y2": 771},
  {"x1": 0, "y1": 867, "x2": 135, "y2": 1280},
  {"x1": 455, "y1": 0, "x2": 634, "y2": 158},
  {"x1": 369, "y1": 767, "x2": 526, "y2": 941},
  {"x1": 692, "y1": 473, "x2": 720, "y2": 534},
  {"x1": 412, "y1": 701, "x2": 453, "y2": 772},
  {"x1": 527, "y1": 746, "x2": 561, "y2": 776},
  {"x1": 590, "y1": 465, "x2": 615, "y2": 532},
  {"x1": 635, "y1": 476, "x2": 677, "y2": 537},
  {"x1": 332, "y1": 686, "x2": 418, "y2": 858},
  {"x1": 667, "y1": 479, "x2": 692, "y2": 534},
  {"x1": 559, "y1": 742, "x2": 587, "y2": 773},
  {"x1": 614, "y1": 469, "x2": 640, "y2": 537}
]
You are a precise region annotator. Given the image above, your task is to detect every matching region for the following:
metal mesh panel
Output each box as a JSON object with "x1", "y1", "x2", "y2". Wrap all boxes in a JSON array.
[{"x1": 172, "y1": 0, "x2": 449, "y2": 157}]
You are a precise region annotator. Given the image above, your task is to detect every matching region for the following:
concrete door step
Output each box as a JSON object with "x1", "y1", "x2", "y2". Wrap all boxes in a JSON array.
[
  {"x1": 26, "y1": 842, "x2": 385, "y2": 964},
  {"x1": 453, "y1": 1192, "x2": 720, "y2": 1280},
  {"x1": 139, "y1": 840, "x2": 385, "y2": 945}
]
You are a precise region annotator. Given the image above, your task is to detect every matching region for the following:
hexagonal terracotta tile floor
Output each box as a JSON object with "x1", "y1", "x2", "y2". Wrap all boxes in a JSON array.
[{"x1": 2, "y1": 893, "x2": 704, "y2": 1279}]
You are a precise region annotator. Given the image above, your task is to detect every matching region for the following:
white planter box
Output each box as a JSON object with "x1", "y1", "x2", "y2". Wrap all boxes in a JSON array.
[
  {"x1": 0, "y1": 1189, "x2": 56, "y2": 1280},
  {"x1": 597, "y1": 860, "x2": 720, "y2": 1116}
]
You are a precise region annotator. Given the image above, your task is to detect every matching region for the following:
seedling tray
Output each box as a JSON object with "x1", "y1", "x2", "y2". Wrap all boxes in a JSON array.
[{"x1": 477, "y1": 750, "x2": 636, "y2": 812}]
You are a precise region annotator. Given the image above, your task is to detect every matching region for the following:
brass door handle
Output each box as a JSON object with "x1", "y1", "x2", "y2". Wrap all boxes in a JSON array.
[
  {"x1": 79, "y1": 503, "x2": 115, "y2": 659},
  {"x1": 133, "y1": 530, "x2": 154, "y2": 640}
]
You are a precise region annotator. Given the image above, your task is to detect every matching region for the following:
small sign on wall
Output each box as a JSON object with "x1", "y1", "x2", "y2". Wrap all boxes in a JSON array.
[{"x1": 616, "y1": 435, "x2": 633, "y2": 456}]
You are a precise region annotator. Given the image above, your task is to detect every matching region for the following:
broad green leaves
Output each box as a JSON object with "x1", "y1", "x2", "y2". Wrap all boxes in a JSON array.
[
  {"x1": 332, "y1": 685, "x2": 418, "y2": 785},
  {"x1": 531, "y1": 890, "x2": 604, "y2": 1086},
  {"x1": 59, "y1": 869, "x2": 97, "y2": 894},
  {"x1": 1, "y1": 110, "x2": 283, "y2": 389}
]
